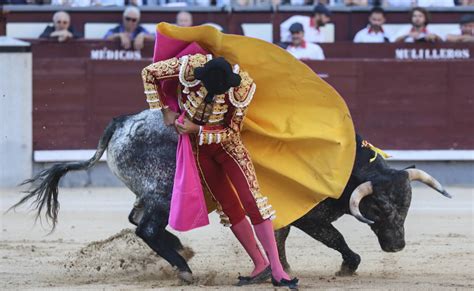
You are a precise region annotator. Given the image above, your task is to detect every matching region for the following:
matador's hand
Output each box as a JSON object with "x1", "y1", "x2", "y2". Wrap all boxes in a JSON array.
[{"x1": 174, "y1": 117, "x2": 200, "y2": 135}]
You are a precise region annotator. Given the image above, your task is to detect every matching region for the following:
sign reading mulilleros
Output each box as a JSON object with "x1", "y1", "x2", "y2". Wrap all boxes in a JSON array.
[
  {"x1": 395, "y1": 48, "x2": 470, "y2": 60},
  {"x1": 90, "y1": 47, "x2": 142, "y2": 61}
]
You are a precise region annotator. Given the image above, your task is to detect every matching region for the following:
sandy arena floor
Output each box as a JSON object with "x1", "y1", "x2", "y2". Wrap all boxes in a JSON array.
[{"x1": 1, "y1": 186, "x2": 473, "y2": 290}]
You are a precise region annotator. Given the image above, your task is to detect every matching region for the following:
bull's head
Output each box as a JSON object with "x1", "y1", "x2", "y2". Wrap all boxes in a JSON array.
[{"x1": 349, "y1": 169, "x2": 451, "y2": 252}]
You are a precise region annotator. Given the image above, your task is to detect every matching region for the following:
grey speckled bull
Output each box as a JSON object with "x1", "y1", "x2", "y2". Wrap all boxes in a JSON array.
[
  {"x1": 11, "y1": 109, "x2": 451, "y2": 282},
  {"x1": 10, "y1": 110, "x2": 195, "y2": 281}
]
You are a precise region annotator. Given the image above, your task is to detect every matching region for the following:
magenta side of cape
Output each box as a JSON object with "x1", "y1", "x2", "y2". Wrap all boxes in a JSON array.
[
  {"x1": 152, "y1": 31, "x2": 209, "y2": 113},
  {"x1": 153, "y1": 31, "x2": 211, "y2": 231},
  {"x1": 169, "y1": 114, "x2": 210, "y2": 231}
]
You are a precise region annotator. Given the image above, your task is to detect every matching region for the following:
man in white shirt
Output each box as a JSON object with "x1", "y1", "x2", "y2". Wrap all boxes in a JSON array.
[
  {"x1": 286, "y1": 22, "x2": 325, "y2": 61},
  {"x1": 354, "y1": 7, "x2": 390, "y2": 43},
  {"x1": 393, "y1": 7, "x2": 442, "y2": 43},
  {"x1": 280, "y1": 4, "x2": 332, "y2": 44},
  {"x1": 446, "y1": 14, "x2": 474, "y2": 43}
]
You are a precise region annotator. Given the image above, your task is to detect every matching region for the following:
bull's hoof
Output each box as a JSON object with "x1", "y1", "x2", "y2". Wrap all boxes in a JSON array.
[
  {"x1": 336, "y1": 255, "x2": 360, "y2": 276},
  {"x1": 335, "y1": 264, "x2": 357, "y2": 276},
  {"x1": 178, "y1": 271, "x2": 194, "y2": 283}
]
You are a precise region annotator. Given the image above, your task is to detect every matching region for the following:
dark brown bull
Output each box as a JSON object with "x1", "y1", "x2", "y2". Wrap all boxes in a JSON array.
[{"x1": 275, "y1": 134, "x2": 451, "y2": 276}]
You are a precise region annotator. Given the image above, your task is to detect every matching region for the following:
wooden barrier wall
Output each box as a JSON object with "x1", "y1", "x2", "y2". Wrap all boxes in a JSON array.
[{"x1": 29, "y1": 41, "x2": 474, "y2": 151}]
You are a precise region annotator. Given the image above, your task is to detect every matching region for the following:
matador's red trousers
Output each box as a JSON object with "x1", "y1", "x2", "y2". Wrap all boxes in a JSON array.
[{"x1": 195, "y1": 136, "x2": 267, "y2": 226}]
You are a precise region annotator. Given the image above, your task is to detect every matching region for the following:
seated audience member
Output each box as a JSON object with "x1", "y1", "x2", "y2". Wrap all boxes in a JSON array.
[
  {"x1": 280, "y1": 4, "x2": 332, "y2": 44},
  {"x1": 39, "y1": 11, "x2": 82, "y2": 42},
  {"x1": 354, "y1": 7, "x2": 390, "y2": 43},
  {"x1": 446, "y1": 14, "x2": 474, "y2": 43},
  {"x1": 176, "y1": 11, "x2": 193, "y2": 27},
  {"x1": 286, "y1": 22, "x2": 325, "y2": 60},
  {"x1": 393, "y1": 7, "x2": 442, "y2": 43},
  {"x1": 104, "y1": 6, "x2": 154, "y2": 50}
]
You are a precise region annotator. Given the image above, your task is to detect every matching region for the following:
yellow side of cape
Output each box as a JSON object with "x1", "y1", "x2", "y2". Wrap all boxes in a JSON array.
[{"x1": 157, "y1": 23, "x2": 356, "y2": 229}]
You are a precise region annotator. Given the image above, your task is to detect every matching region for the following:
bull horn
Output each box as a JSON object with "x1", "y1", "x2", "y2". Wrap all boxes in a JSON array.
[
  {"x1": 405, "y1": 169, "x2": 452, "y2": 198},
  {"x1": 349, "y1": 181, "x2": 375, "y2": 224}
]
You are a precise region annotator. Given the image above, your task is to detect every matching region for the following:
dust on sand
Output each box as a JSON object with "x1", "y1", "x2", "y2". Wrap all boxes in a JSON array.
[{"x1": 1, "y1": 187, "x2": 473, "y2": 290}]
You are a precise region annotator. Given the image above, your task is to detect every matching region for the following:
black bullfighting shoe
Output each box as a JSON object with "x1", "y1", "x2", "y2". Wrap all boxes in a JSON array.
[
  {"x1": 235, "y1": 266, "x2": 272, "y2": 286},
  {"x1": 271, "y1": 276, "x2": 299, "y2": 290}
]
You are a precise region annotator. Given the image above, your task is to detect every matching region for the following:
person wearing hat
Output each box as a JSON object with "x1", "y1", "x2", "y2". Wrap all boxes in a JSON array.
[
  {"x1": 286, "y1": 22, "x2": 325, "y2": 60},
  {"x1": 141, "y1": 22, "x2": 355, "y2": 289},
  {"x1": 280, "y1": 3, "x2": 332, "y2": 44},
  {"x1": 142, "y1": 37, "x2": 298, "y2": 289},
  {"x1": 446, "y1": 14, "x2": 474, "y2": 43}
]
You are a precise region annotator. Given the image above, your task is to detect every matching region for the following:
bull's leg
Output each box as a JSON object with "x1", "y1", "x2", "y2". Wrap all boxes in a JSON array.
[
  {"x1": 293, "y1": 220, "x2": 361, "y2": 276},
  {"x1": 162, "y1": 229, "x2": 184, "y2": 251},
  {"x1": 135, "y1": 201, "x2": 193, "y2": 283},
  {"x1": 275, "y1": 226, "x2": 292, "y2": 272},
  {"x1": 128, "y1": 208, "x2": 140, "y2": 226}
]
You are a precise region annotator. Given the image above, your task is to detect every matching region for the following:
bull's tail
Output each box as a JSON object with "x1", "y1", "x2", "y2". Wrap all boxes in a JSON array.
[{"x1": 8, "y1": 115, "x2": 129, "y2": 231}]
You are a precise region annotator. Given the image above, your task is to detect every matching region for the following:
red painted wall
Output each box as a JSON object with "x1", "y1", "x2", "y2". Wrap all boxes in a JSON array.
[{"x1": 30, "y1": 41, "x2": 474, "y2": 150}]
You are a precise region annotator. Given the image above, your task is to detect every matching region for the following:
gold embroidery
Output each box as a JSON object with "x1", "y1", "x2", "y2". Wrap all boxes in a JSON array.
[
  {"x1": 194, "y1": 136, "x2": 231, "y2": 227},
  {"x1": 149, "y1": 101, "x2": 162, "y2": 110},
  {"x1": 151, "y1": 57, "x2": 180, "y2": 79},
  {"x1": 220, "y1": 136, "x2": 276, "y2": 221},
  {"x1": 141, "y1": 58, "x2": 181, "y2": 110},
  {"x1": 228, "y1": 71, "x2": 256, "y2": 117},
  {"x1": 179, "y1": 54, "x2": 208, "y2": 88}
]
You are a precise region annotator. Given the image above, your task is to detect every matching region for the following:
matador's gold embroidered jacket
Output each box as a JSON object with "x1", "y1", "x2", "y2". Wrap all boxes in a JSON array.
[{"x1": 141, "y1": 53, "x2": 256, "y2": 145}]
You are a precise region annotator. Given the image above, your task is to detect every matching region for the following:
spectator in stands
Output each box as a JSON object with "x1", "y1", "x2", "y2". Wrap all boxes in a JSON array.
[
  {"x1": 39, "y1": 11, "x2": 82, "y2": 42},
  {"x1": 446, "y1": 14, "x2": 474, "y2": 42},
  {"x1": 176, "y1": 11, "x2": 193, "y2": 27},
  {"x1": 104, "y1": 6, "x2": 154, "y2": 50},
  {"x1": 280, "y1": 4, "x2": 332, "y2": 44},
  {"x1": 392, "y1": 7, "x2": 442, "y2": 43},
  {"x1": 354, "y1": 7, "x2": 390, "y2": 43},
  {"x1": 286, "y1": 22, "x2": 325, "y2": 60}
]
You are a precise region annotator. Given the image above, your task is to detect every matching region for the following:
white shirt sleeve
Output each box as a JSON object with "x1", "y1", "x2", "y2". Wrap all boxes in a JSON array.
[
  {"x1": 353, "y1": 30, "x2": 364, "y2": 43},
  {"x1": 308, "y1": 43, "x2": 325, "y2": 60},
  {"x1": 391, "y1": 27, "x2": 409, "y2": 43}
]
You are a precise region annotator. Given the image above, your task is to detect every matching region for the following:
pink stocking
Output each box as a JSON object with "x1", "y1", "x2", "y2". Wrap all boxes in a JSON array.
[
  {"x1": 231, "y1": 218, "x2": 269, "y2": 277},
  {"x1": 254, "y1": 219, "x2": 290, "y2": 281}
]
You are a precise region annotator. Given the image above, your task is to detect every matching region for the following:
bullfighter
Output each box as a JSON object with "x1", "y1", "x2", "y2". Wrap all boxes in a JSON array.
[{"x1": 141, "y1": 22, "x2": 356, "y2": 288}]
